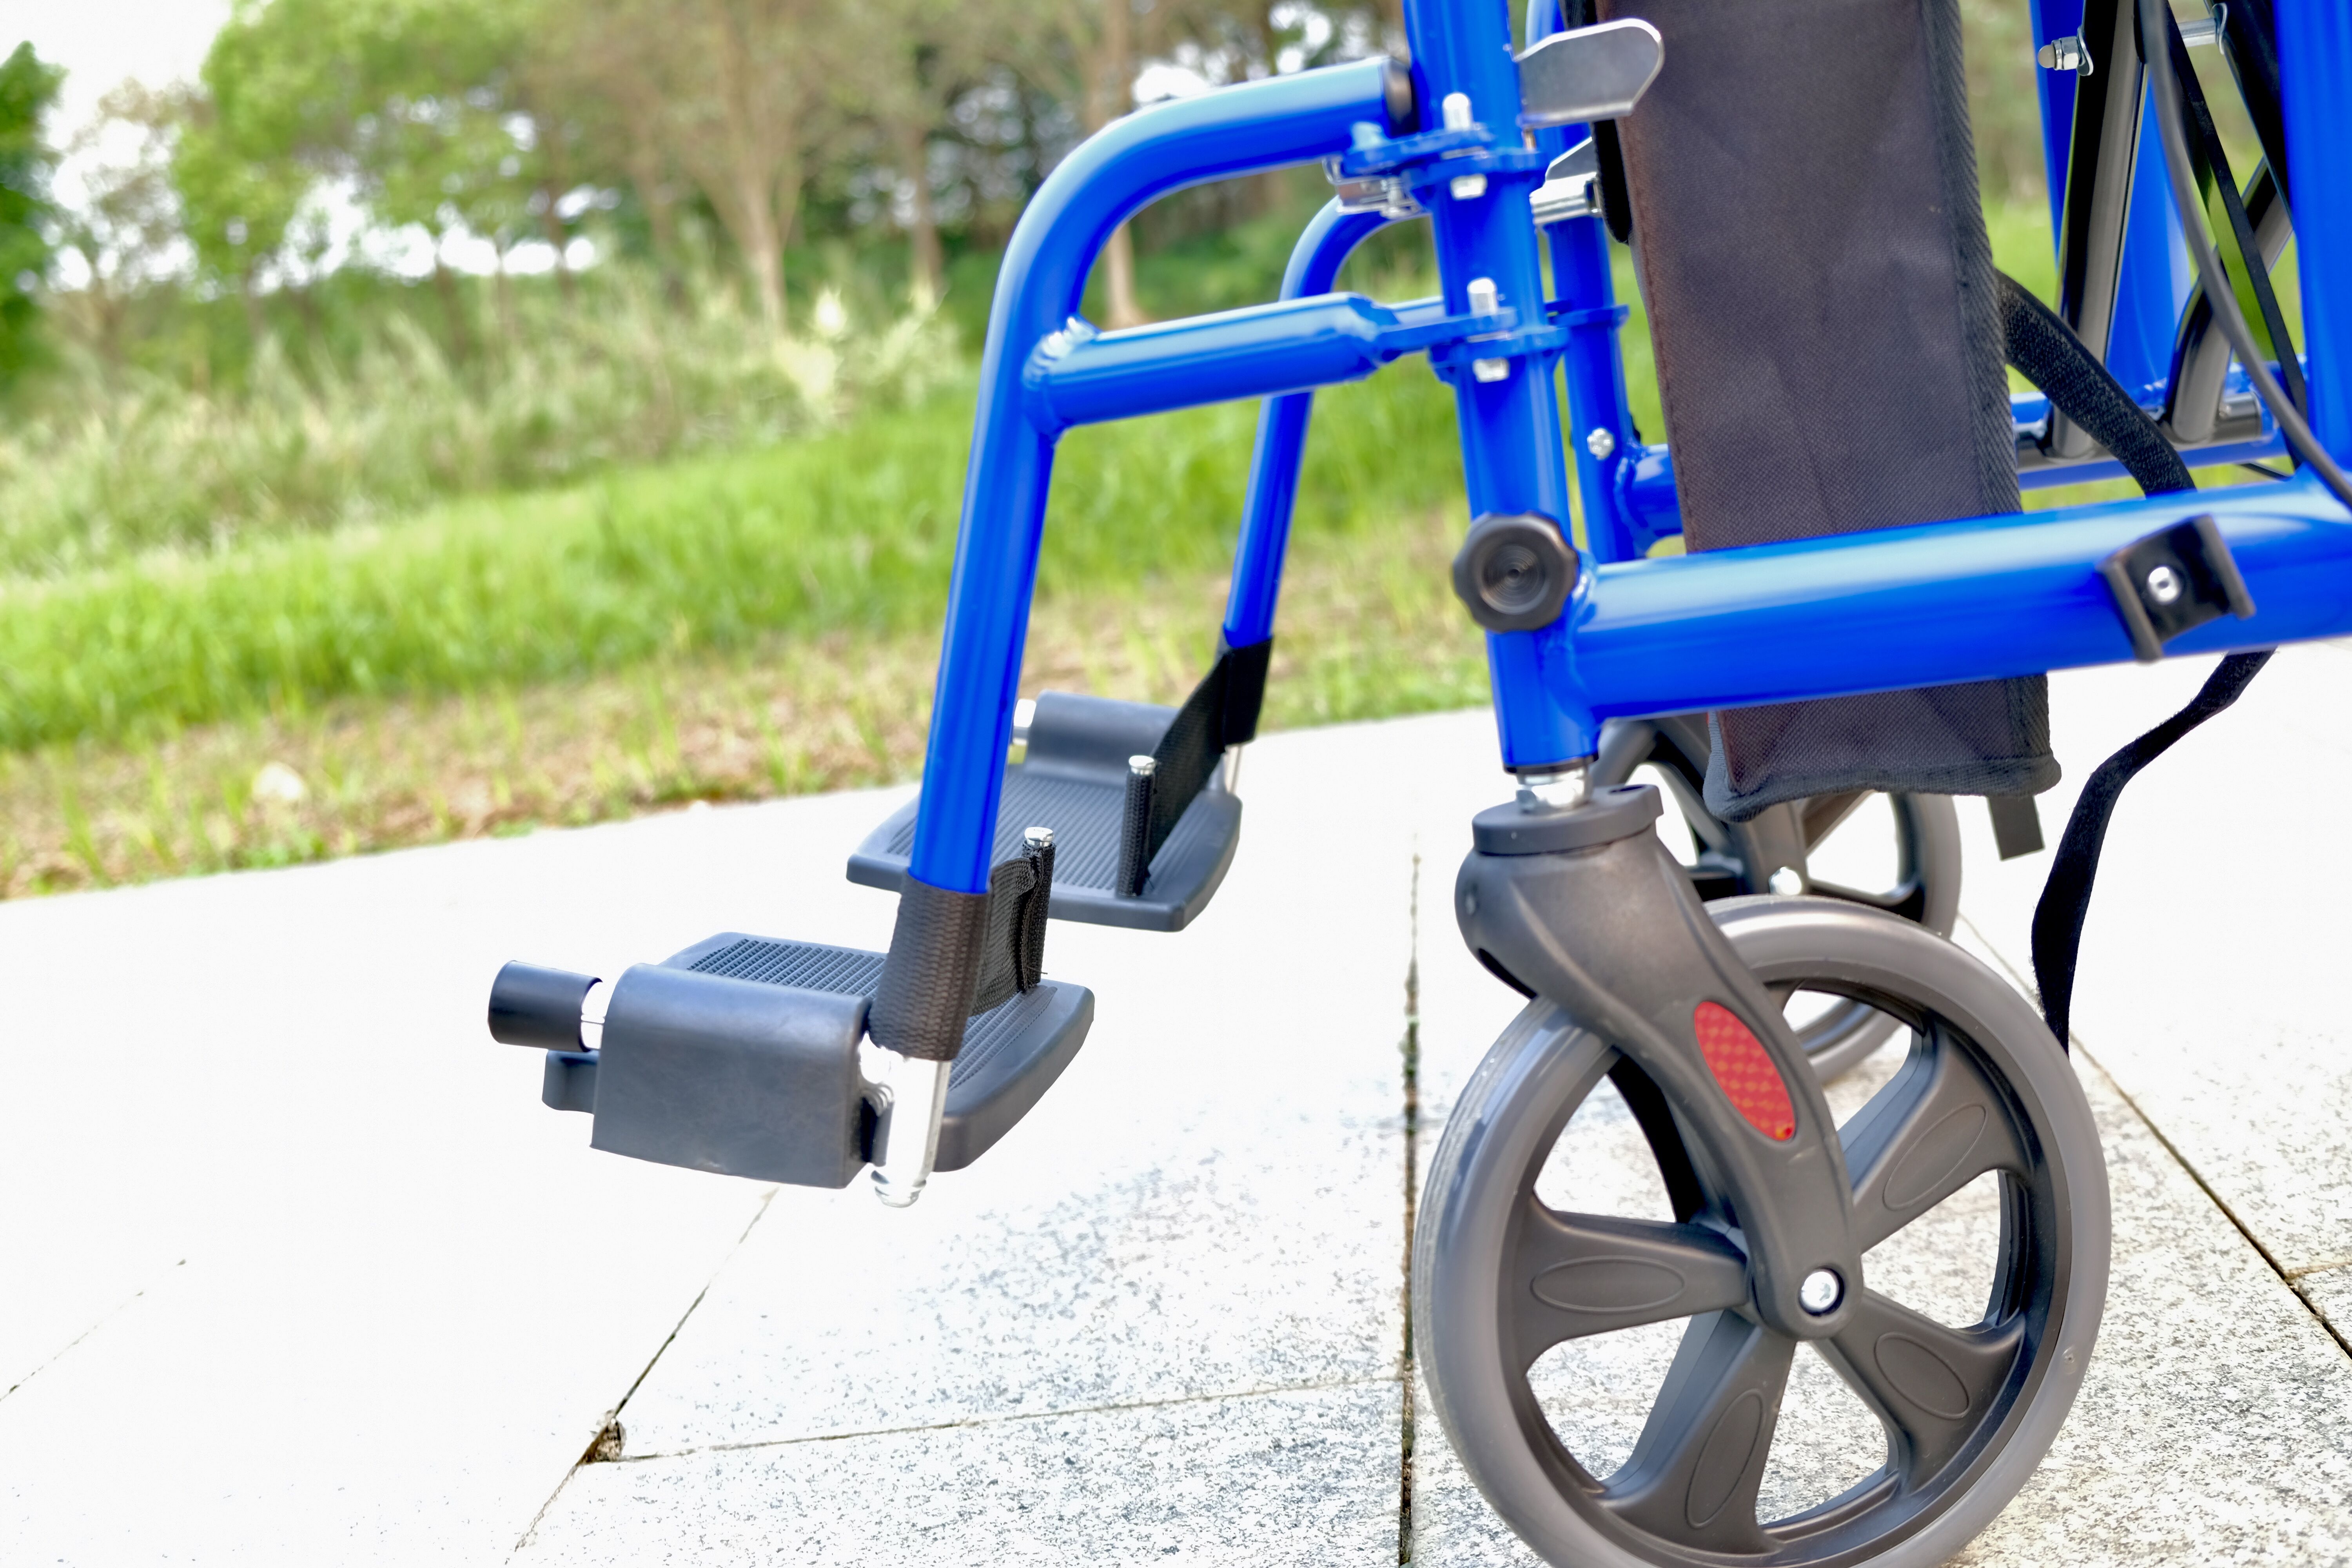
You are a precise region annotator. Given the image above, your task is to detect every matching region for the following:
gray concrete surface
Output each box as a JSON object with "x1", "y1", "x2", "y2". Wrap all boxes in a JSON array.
[{"x1": 2, "y1": 652, "x2": 2349, "y2": 1564}]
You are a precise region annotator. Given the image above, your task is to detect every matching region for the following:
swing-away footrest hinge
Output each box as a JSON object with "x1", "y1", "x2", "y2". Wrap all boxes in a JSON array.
[{"x1": 488, "y1": 935, "x2": 1093, "y2": 1187}]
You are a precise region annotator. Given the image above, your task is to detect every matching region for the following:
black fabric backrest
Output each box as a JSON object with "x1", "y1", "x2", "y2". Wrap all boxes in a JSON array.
[{"x1": 1599, "y1": 0, "x2": 2058, "y2": 818}]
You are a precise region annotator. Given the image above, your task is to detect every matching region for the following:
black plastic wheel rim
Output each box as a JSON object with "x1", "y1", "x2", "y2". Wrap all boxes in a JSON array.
[{"x1": 1485, "y1": 977, "x2": 2069, "y2": 1564}]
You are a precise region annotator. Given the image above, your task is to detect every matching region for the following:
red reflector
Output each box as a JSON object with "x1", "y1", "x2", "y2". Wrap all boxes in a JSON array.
[{"x1": 1693, "y1": 1002, "x2": 1796, "y2": 1141}]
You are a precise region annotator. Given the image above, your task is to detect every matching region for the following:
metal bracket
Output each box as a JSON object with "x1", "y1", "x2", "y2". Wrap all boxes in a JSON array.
[
  {"x1": 1530, "y1": 139, "x2": 1600, "y2": 227},
  {"x1": 1516, "y1": 19, "x2": 1666, "y2": 128},
  {"x1": 2097, "y1": 513, "x2": 2256, "y2": 662}
]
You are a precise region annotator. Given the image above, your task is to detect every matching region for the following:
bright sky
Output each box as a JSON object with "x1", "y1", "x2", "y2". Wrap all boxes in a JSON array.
[{"x1": 1, "y1": 0, "x2": 230, "y2": 136}]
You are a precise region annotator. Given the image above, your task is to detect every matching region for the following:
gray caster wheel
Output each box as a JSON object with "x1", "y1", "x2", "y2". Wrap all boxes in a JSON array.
[
  {"x1": 1594, "y1": 717, "x2": 1962, "y2": 1081},
  {"x1": 1416, "y1": 898, "x2": 2107, "y2": 1568}
]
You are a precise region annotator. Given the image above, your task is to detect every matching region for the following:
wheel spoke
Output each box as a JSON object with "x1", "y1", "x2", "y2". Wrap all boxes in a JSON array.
[
  {"x1": 1602, "y1": 1312, "x2": 1795, "y2": 1553},
  {"x1": 1806, "y1": 875, "x2": 1929, "y2": 923},
  {"x1": 1842, "y1": 1023, "x2": 2030, "y2": 1252},
  {"x1": 1819, "y1": 1289, "x2": 2025, "y2": 1487},
  {"x1": 1510, "y1": 1196, "x2": 1749, "y2": 1364}
]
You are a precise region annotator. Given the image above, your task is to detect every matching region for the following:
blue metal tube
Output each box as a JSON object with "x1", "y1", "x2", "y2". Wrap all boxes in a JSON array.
[
  {"x1": 2030, "y1": 0, "x2": 2085, "y2": 245},
  {"x1": 1026, "y1": 291, "x2": 1450, "y2": 431},
  {"x1": 907, "y1": 58, "x2": 1401, "y2": 897},
  {"x1": 1224, "y1": 202, "x2": 1398, "y2": 649},
  {"x1": 2276, "y1": 0, "x2": 2352, "y2": 461},
  {"x1": 1407, "y1": 0, "x2": 1584, "y2": 770},
  {"x1": 1560, "y1": 477, "x2": 2352, "y2": 722},
  {"x1": 1524, "y1": 0, "x2": 1643, "y2": 564}
]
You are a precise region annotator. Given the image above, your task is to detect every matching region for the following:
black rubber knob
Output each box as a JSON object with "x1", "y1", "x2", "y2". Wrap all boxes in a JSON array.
[
  {"x1": 1452, "y1": 513, "x2": 1579, "y2": 633},
  {"x1": 488, "y1": 961, "x2": 598, "y2": 1049}
]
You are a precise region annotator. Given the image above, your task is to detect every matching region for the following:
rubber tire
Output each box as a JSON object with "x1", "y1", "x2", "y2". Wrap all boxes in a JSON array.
[{"x1": 1414, "y1": 897, "x2": 2110, "y2": 1568}]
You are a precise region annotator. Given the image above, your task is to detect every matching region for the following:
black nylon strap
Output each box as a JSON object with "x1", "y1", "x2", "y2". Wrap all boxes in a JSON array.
[
  {"x1": 1996, "y1": 266, "x2": 2272, "y2": 1047},
  {"x1": 1113, "y1": 638, "x2": 1267, "y2": 895},
  {"x1": 2002, "y1": 272, "x2": 2191, "y2": 492},
  {"x1": 2029, "y1": 651, "x2": 2270, "y2": 1046}
]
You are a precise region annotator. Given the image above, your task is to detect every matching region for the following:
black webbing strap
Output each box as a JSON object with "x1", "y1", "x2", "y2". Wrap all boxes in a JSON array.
[
  {"x1": 2154, "y1": 7, "x2": 2307, "y2": 425},
  {"x1": 2029, "y1": 651, "x2": 2269, "y2": 1047},
  {"x1": 2002, "y1": 273, "x2": 2192, "y2": 492},
  {"x1": 1114, "y1": 637, "x2": 1269, "y2": 895},
  {"x1": 1996, "y1": 270, "x2": 2272, "y2": 1048},
  {"x1": 870, "y1": 834, "x2": 1058, "y2": 1060}
]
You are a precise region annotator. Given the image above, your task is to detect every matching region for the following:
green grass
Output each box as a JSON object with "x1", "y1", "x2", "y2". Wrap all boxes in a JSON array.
[
  {"x1": 0, "y1": 196, "x2": 2220, "y2": 759},
  {"x1": 0, "y1": 361, "x2": 1470, "y2": 753}
]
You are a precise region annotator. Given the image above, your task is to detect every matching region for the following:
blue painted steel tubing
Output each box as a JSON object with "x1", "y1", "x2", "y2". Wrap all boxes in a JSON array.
[
  {"x1": 1224, "y1": 201, "x2": 1396, "y2": 650},
  {"x1": 1024, "y1": 291, "x2": 1450, "y2": 432},
  {"x1": 909, "y1": 58, "x2": 1403, "y2": 897},
  {"x1": 1561, "y1": 477, "x2": 2352, "y2": 732}
]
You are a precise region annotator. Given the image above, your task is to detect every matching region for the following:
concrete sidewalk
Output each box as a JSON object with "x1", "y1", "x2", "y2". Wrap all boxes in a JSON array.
[{"x1": 2, "y1": 649, "x2": 2348, "y2": 1564}]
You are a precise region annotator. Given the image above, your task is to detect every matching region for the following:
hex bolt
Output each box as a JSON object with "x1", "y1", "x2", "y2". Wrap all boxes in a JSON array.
[
  {"x1": 1800, "y1": 1268, "x2": 1843, "y2": 1314},
  {"x1": 1441, "y1": 91, "x2": 1474, "y2": 130},
  {"x1": 1585, "y1": 427, "x2": 1617, "y2": 460},
  {"x1": 1450, "y1": 172, "x2": 1489, "y2": 201},
  {"x1": 2036, "y1": 34, "x2": 2092, "y2": 73},
  {"x1": 1023, "y1": 825, "x2": 1054, "y2": 851},
  {"x1": 2145, "y1": 564, "x2": 2185, "y2": 605},
  {"x1": 1472, "y1": 358, "x2": 1510, "y2": 383},
  {"x1": 1768, "y1": 866, "x2": 1806, "y2": 896}
]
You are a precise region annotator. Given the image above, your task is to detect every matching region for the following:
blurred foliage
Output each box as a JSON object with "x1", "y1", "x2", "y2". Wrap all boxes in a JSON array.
[{"x1": 0, "y1": 43, "x2": 64, "y2": 388}]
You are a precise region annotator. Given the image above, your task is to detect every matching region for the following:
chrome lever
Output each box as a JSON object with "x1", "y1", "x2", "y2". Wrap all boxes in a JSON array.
[{"x1": 1516, "y1": 19, "x2": 1665, "y2": 129}]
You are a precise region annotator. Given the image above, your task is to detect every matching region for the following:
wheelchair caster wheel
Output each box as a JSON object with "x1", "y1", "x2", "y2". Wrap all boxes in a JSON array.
[
  {"x1": 1416, "y1": 899, "x2": 2107, "y2": 1568},
  {"x1": 1595, "y1": 718, "x2": 1962, "y2": 1081}
]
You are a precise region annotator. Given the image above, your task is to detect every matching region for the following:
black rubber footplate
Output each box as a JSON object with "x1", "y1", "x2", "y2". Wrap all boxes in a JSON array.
[
  {"x1": 846, "y1": 692, "x2": 1243, "y2": 933},
  {"x1": 548, "y1": 932, "x2": 1093, "y2": 1177}
]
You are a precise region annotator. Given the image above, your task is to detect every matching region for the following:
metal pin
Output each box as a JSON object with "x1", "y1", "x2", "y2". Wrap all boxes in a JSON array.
[{"x1": 1515, "y1": 762, "x2": 1590, "y2": 813}]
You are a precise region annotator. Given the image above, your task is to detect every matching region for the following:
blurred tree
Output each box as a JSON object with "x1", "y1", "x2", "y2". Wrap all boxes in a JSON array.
[
  {"x1": 832, "y1": 0, "x2": 1014, "y2": 306},
  {"x1": 55, "y1": 82, "x2": 197, "y2": 366},
  {"x1": 0, "y1": 41, "x2": 64, "y2": 389}
]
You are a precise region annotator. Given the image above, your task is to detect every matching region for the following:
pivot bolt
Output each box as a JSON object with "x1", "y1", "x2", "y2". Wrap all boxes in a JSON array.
[
  {"x1": 2145, "y1": 564, "x2": 2185, "y2": 605},
  {"x1": 1585, "y1": 427, "x2": 1617, "y2": 460},
  {"x1": 1800, "y1": 1269, "x2": 1844, "y2": 1314},
  {"x1": 2036, "y1": 34, "x2": 2092, "y2": 73},
  {"x1": 1768, "y1": 866, "x2": 1805, "y2": 896}
]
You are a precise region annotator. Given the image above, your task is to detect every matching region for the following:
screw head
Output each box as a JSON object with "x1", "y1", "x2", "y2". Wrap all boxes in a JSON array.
[
  {"x1": 1585, "y1": 427, "x2": 1617, "y2": 460},
  {"x1": 1450, "y1": 172, "x2": 1488, "y2": 201},
  {"x1": 1472, "y1": 357, "x2": 1510, "y2": 383},
  {"x1": 1768, "y1": 866, "x2": 1805, "y2": 896},
  {"x1": 1800, "y1": 1269, "x2": 1843, "y2": 1314},
  {"x1": 2145, "y1": 563, "x2": 2185, "y2": 605}
]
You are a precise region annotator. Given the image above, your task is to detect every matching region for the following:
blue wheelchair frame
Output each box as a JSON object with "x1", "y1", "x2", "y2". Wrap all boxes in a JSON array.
[{"x1": 906, "y1": 0, "x2": 2352, "y2": 904}]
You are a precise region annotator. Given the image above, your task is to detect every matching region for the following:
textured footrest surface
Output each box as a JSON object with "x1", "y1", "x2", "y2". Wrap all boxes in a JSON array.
[
  {"x1": 668, "y1": 933, "x2": 1093, "y2": 1172},
  {"x1": 847, "y1": 692, "x2": 1243, "y2": 932},
  {"x1": 549, "y1": 933, "x2": 1092, "y2": 1182}
]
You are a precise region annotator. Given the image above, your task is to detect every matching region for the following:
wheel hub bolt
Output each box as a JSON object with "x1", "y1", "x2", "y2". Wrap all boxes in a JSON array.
[{"x1": 1800, "y1": 1268, "x2": 1843, "y2": 1314}]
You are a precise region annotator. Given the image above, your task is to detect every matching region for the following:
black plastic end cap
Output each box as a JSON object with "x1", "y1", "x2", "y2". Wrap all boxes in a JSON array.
[
  {"x1": 488, "y1": 961, "x2": 597, "y2": 1049},
  {"x1": 1453, "y1": 513, "x2": 1578, "y2": 633},
  {"x1": 1383, "y1": 56, "x2": 1417, "y2": 132},
  {"x1": 1472, "y1": 783, "x2": 1662, "y2": 855}
]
